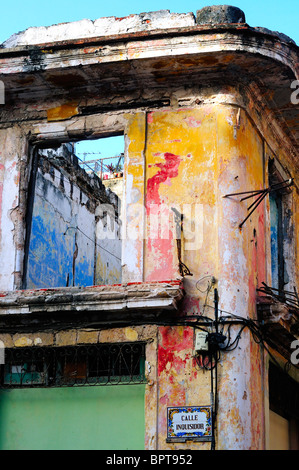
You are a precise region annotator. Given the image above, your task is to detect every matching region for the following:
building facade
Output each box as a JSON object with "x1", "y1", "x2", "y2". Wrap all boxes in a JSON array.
[{"x1": 0, "y1": 5, "x2": 298, "y2": 450}]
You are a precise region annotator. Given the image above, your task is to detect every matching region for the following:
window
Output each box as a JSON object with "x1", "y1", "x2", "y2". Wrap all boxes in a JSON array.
[
  {"x1": 268, "y1": 159, "x2": 293, "y2": 293},
  {"x1": 23, "y1": 136, "x2": 124, "y2": 289},
  {"x1": 1, "y1": 343, "x2": 146, "y2": 388},
  {"x1": 269, "y1": 189, "x2": 284, "y2": 291}
]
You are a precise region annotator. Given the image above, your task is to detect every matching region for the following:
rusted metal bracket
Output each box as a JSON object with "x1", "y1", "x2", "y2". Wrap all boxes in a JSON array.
[
  {"x1": 178, "y1": 257, "x2": 193, "y2": 277},
  {"x1": 171, "y1": 207, "x2": 193, "y2": 277},
  {"x1": 223, "y1": 178, "x2": 293, "y2": 228},
  {"x1": 257, "y1": 282, "x2": 299, "y2": 310}
]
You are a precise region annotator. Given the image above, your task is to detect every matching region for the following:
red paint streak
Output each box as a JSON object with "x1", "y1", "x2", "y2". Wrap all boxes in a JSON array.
[
  {"x1": 160, "y1": 326, "x2": 193, "y2": 350},
  {"x1": 145, "y1": 153, "x2": 183, "y2": 281},
  {"x1": 115, "y1": 15, "x2": 134, "y2": 21},
  {"x1": 158, "y1": 346, "x2": 191, "y2": 376},
  {"x1": 191, "y1": 358, "x2": 198, "y2": 379},
  {"x1": 147, "y1": 112, "x2": 154, "y2": 124},
  {"x1": 147, "y1": 152, "x2": 182, "y2": 207},
  {"x1": 158, "y1": 327, "x2": 193, "y2": 376},
  {"x1": 158, "y1": 346, "x2": 176, "y2": 375},
  {"x1": 127, "y1": 280, "x2": 182, "y2": 286}
]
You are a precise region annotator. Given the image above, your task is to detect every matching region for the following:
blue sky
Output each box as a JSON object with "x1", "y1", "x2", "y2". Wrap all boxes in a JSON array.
[{"x1": 1, "y1": 0, "x2": 297, "y2": 162}]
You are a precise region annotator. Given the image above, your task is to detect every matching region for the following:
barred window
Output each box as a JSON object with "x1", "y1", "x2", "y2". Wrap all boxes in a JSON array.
[{"x1": 0, "y1": 343, "x2": 146, "y2": 388}]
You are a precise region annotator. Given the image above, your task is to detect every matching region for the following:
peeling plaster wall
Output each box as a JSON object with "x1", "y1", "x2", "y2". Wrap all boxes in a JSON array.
[
  {"x1": 95, "y1": 204, "x2": 122, "y2": 286},
  {"x1": 137, "y1": 100, "x2": 291, "y2": 450},
  {"x1": 216, "y1": 104, "x2": 265, "y2": 449},
  {"x1": 0, "y1": 128, "x2": 25, "y2": 291},
  {"x1": 122, "y1": 113, "x2": 146, "y2": 283}
]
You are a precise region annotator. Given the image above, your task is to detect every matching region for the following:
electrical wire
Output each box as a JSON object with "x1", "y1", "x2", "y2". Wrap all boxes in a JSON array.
[
  {"x1": 191, "y1": 292, "x2": 298, "y2": 452},
  {"x1": 64, "y1": 225, "x2": 121, "y2": 261},
  {"x1": 195, "y1": 275, "x2": 215, "y2": 293}
]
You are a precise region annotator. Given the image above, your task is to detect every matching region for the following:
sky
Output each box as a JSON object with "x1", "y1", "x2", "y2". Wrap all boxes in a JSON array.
[{"x1": 1, "y1": 0, "x2": 297, "y2": 163}]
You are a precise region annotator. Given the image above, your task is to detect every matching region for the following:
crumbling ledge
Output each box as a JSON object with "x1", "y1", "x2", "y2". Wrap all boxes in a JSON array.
[
  {"x1": 257, "y1": 295, "x2": 299, "y2": 362},
  {"x1": 0, "y1": 280, "x2": 184, "y2": 315}
]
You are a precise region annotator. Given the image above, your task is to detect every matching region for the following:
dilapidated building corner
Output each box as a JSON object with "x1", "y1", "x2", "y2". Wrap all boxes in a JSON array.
[{"x1": 0, "y1": 5, "x2": 298, "y2": 450}]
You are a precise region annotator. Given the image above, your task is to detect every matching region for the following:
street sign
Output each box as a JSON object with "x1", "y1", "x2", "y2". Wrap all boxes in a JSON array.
[{"x1": 167, "y1": 406, "x2": 212, "y2": 442}]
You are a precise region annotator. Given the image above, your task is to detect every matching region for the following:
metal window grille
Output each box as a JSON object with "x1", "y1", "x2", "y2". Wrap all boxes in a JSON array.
[{"x1": 0, "y1": 342, "x2": 146, "y2": 388}]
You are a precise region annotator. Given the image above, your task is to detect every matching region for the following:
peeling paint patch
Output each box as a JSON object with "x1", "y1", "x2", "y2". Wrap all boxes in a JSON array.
[
  {"x1": 184, "y1": 116, "x2": 202, "y2": 127},
  {"x1": 47, "y1": 103, "x2": 79, "y2": 122},
  {"x1": 14, "y1": 336, "x2": 33, "y2": 347},
  {"x1": 158, "y1": 326, "x2": 193, "y2": 376},
  {"x1": 125, "y1": 327, "x2": 138, "y2": 341}
]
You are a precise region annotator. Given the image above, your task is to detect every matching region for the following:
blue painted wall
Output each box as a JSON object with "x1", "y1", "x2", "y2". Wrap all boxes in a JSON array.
[{"x1": 26, "y1": 168, "x2": 95, "y2": 289}]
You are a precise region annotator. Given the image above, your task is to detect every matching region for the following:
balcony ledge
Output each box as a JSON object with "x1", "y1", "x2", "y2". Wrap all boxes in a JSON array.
[
  {"x1": 0, "y1": 280, "x2": 184, "y2": 331},
  {"x1": 257, "y1": 294, "x2": 299, "y2": 361}
]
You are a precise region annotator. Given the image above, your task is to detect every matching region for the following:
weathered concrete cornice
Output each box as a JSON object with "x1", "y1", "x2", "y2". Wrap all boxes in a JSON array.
[
  {"x1": 0, "y1": 24, "x2": 297, "y2": 74},
  {"x1": 0, "y1": 280, "x2": 184, "y2": 315},
  {"x1": 0, "y1": 23, "x2": 297, "y2": 55}
]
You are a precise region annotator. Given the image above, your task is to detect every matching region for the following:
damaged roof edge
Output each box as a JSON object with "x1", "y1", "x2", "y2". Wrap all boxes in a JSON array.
[
  {"x1": 0, "y1": 6, "x2": 297, "y2": 51},
  {"x1": 0, "y1": 10, "x2": 196, "y2": 49},
  {"x1": 0, "y1": 24, "x2": 297, "y2": 64}
]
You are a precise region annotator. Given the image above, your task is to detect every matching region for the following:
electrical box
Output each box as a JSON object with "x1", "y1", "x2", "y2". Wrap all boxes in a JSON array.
[{"x1": 195, "y1": 331, "x2": 209, "y2": 352}]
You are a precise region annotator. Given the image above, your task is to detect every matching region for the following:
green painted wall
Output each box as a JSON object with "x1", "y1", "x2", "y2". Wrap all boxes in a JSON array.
[{"x1": 0, "y1": 385, "x2": 145, "y2": 450}]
